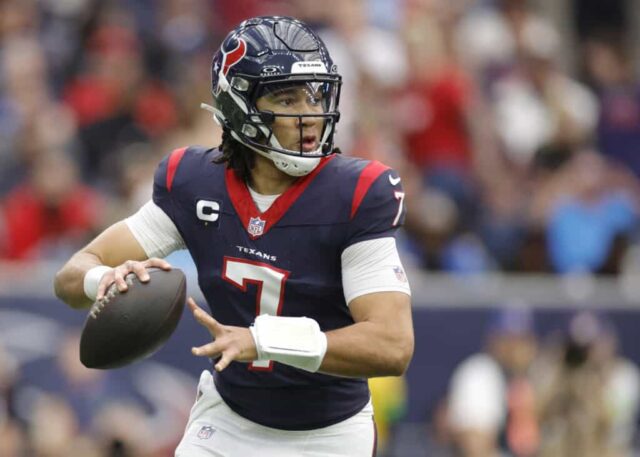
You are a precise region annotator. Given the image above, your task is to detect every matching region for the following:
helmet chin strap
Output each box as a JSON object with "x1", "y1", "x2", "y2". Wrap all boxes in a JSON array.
[
  {"x1": 201, "y1": 103, "x2": 321, "y2": 177},
  {"x1": 231, "y1": 130, "x2": 321, "y2": 177}
]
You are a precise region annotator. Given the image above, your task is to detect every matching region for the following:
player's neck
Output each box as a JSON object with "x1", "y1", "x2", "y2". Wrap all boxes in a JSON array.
[{"x1": 249, "y1": 155, "x2": 297, "y2": 195}]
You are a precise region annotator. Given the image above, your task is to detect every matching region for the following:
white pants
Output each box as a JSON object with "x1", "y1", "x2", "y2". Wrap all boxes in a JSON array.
[{"x1": 175, "y1": 371, "x2": 376, "y2": 457}]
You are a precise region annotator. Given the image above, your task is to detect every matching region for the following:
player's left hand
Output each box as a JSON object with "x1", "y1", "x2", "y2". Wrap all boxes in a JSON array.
[{"x1": 188, "y1": 297, "x2": 258, "y2": 372}]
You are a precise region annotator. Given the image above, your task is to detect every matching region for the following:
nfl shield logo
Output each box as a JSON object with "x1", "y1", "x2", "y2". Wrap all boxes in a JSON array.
[
  {"x1": 248, "y1": 217, "x2": 266, "y2": 236},
  {"x1": 393, "y1": 266, "x2": 407, "y2": 283},
  {"x1": 197, "y1": 425, "x2": 215, "y2": 440}
]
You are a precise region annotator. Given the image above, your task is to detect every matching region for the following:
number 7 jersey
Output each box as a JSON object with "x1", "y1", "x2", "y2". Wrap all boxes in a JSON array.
[{"x1": 153, "y1": 146, "x2": 407, "y2": 430}]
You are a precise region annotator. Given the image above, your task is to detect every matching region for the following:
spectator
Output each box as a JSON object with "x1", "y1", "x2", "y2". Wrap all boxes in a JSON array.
[
  {"x1": 0, "y1": 418, "x2": 26, "y2": 457},
  {"x1": 0, "y1": 36, "x2": 77, "y2": 194},
  {"x1": 0, "y1": 151, "x2": 105, "y2": 260},
  {"x1": 28, "y1": 394, "x2": 82, "y2": 457},
  {"x1": 534, "y1": 311, "x2": 640, "y2": 457},
  {"x1": 63, "y1": 15, "x2": 177, "y2": 185},
  {"x1": 92, "y1": 401, "x2": 155, "y2": 457},
  {"x1": 455, "y1": 0, "x2": 557, "y2": 89},
  {"x1": 492, "y1": 21, "x2": 598, "y2": 170},
  {"x1": 20, "y1": 330, "x2": 142, "y2": 428},
  {"x1": 530, "y1": 150, "x2": 639, "y2": 274},
  {"x1": 584, "y1": 37, "x2": 640, "y2": 179},
  {"x1": 0, "y1": 342, "x2": 19, "y2": 419},
  {"x1": 447, "y1": 307, "x2": 539, "y2": 457}
]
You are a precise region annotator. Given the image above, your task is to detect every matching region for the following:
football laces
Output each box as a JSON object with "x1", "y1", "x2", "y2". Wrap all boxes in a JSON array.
[{"x1": 89, "y1": 274, "x2": 135, "y2": 319}]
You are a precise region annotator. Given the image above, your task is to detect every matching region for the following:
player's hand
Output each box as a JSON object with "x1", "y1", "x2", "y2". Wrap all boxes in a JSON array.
[
  {"x1": 188, "y1": 297, "x2": 258, "y2": 372},
  {"x1": 96, "y1": 258, "x2": 172, "y2": 300}
]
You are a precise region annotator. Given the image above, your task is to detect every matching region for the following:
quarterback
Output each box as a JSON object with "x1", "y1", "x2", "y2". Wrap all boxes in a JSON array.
[{"x1": 55, "y1": 16, "x2": 413, "y2": 456}]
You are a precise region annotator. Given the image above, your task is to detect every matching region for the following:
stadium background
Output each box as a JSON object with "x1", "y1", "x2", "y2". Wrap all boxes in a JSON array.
[{"x1": 1, "y1": 0, "x2": 640, "y2": 455}]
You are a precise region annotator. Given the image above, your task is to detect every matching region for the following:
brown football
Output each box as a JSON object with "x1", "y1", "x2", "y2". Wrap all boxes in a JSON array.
[{"x1": 80, "y1": 268, "x2": 186, "y2": 369}]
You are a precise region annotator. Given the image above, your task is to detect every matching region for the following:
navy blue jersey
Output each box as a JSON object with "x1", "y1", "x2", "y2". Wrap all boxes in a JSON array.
[{"x1": 153, "y1": 146, "x2": 406, "y2": 430}]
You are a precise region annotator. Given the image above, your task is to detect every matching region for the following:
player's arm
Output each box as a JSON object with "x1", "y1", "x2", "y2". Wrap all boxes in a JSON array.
[
  {"x1": 320, "y1": 291, "x2": 413, "y2": 377},
  {"x1": 54, "y1": 201, "x2": 183, "y2": 309},
  {"x1": 318, "y1": 165, "x2": 413, "y2": 376},
  {"x1": 54, "y1": 221, "x2": 164, "y2": 309},
  {"x1": 188, "y1": 290, "x2": 413, "y2": 378}
]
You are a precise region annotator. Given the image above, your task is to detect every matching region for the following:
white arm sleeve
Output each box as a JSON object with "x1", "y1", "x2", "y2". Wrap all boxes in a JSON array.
[
  {"x1": 125, "y1": 200, "x2": 186, "y2": 258},
  {"x1": 341, "y1": 237, "x2": 411, "y2": 304}
]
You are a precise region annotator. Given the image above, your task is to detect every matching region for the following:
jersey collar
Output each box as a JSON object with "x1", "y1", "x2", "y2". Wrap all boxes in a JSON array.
[{"x1": 225, "y1": 155, "x2": 335, "y2": 239}]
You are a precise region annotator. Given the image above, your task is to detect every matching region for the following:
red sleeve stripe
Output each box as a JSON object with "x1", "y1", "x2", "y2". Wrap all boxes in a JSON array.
[
  {"x1": 166, "y1": 147, "x2": 187, "y2": 192},
  {"x1": 350, "y1": 161, "x2": 390, "y2": 219}
]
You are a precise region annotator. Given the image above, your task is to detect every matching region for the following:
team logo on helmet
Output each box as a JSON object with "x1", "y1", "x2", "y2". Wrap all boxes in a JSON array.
[
  {"x1": 213, "y1": 38, "x2": 247, "y2": 95},
  {"x1": 222, "y1": 39, "x2": 247, "y2": 77}
]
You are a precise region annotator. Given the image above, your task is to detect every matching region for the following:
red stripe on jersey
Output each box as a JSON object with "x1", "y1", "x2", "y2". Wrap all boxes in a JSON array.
[
  {"x1": 225, "y1": 155, "x2": 335, "y2": 239},
  {"x1": 350, "y1": 161, "x2": 390, "y2": 219},
  {"x1": 166, "y1": 147, "x2": 187, "y2": 192}
]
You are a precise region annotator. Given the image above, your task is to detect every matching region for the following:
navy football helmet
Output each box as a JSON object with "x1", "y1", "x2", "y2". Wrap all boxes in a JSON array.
[{"x1": 204, "y1": 16, "x2": 342, "y2": 176}]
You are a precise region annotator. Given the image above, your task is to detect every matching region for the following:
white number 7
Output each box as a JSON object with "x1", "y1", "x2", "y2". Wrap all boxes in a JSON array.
[
  {"x1": 393, "y1": 191, "x2": 405, "y2": 226},
  {"x1": 222, "y1": 257, "x2": 290, "y2": 370}
]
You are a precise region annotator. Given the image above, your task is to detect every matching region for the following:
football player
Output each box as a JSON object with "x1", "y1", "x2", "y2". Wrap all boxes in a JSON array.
[{"x1": 54, "y1": 16, "x2": 413, "y2": 456}]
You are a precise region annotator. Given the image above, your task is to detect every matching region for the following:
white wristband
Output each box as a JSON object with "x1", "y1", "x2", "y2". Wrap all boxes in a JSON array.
[
  {"x1": 249, "y1": 315, "x2": 328, "y2": 373},
  {"x1": 83, "y1": 265, "x2": 112, "y2": 301}
]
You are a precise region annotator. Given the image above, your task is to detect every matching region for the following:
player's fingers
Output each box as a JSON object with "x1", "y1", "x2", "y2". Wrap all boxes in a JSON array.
[
  {"x1": 187, "y1": 297, "x2": 223, "y2": 333},
  {"x1": 214, "y1": 351, "x2": 235, "y2": 372},
  {"x1": 146, "y1": 258, "x2": 172, "y2": 270},
  {"x1": 96, "y1": 272, "x2": 114, "y2": 300},
  {"x1": 187, "y1": 296, "x2": 204, "y2": 316},
  {"x1": 130, "y1": 262, "x2": 150, "y2": 283},
  {"x1": 188, "y1": 297, "x2": 211, "y2": 326},
  {"x1": 113, "y1": 267, "x2": 130, "y2": 292},
  {"x1": 191, "y1": 341, "x2": 221, "y2": 358}
]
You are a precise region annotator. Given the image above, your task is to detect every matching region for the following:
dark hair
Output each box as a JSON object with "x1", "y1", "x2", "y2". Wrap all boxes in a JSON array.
[{"x1": 213, "y1": 129, "x2": 256, "y2": 183}]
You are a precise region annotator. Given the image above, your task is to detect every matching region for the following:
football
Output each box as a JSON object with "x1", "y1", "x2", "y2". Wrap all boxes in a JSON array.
[{"x1": 80, "y1": 268, "x2": 186, "y2": 369}]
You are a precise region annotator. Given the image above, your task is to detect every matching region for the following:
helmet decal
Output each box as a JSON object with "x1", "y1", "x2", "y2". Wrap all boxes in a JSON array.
[{"x1": 221, "y1": 39, "x2": 247, "y2": 78}]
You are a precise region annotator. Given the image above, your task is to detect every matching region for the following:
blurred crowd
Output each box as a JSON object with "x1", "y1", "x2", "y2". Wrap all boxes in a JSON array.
[
  {"x1": 0, "y1": 0, "x2": 639, "y2": 275},
  {"x1": 0, "y1": 325, "x2": 195, "y2": 457},
  {"x1": 2, "y1": 0, "x2": 640, "y2": 455},
  {"x1": 424, "y1": 308, "x2": 640, "y2": 457}
]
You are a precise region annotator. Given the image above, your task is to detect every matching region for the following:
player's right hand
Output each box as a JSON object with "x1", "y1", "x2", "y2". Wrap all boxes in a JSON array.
[{"x1": 96, "y1": 258, "x2": 172, "y2": 300}]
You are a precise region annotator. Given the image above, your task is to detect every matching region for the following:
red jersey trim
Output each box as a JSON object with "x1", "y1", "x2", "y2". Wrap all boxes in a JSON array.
[
  {"x1": 350, "y1": 161, "x2": 389, "y2": 219},
  {"x1": 166, "y1": 147, "x2": 188, "y2": 192},
  {"x1": 225, "y1": 155, "x2": 336, "y2": 239}
]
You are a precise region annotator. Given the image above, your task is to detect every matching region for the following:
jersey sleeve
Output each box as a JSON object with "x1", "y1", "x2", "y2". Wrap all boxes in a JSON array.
[
  {"x1": 341, "y1": 237, "x2": 411, "y2": 304},
  {"x1": 125, "y1": 200, "x2": 186, "y2": 258},
  {"x1": 345, "y1": 162, "x2": 406, "y2": 247},
  {"x1": 152, "y1": 147, "x2": 188, "y2": 221}
]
